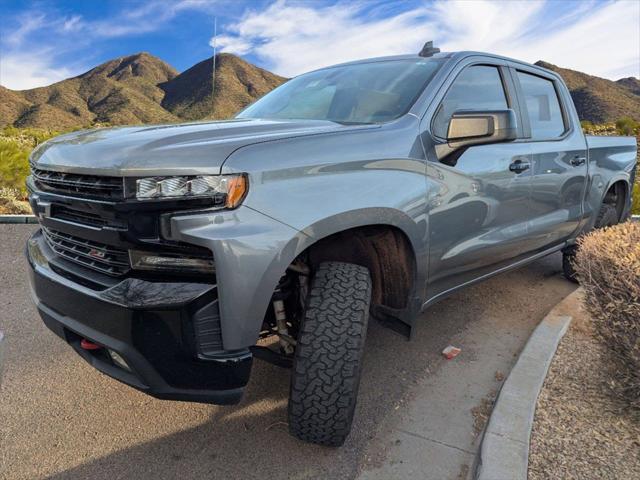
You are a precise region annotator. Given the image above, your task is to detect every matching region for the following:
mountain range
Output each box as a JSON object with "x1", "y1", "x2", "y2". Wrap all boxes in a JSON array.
[
  {"x1": 0, "y1": 53, "x2": 285, "y2": 129},
  {"x1": 0, "y1": 53, "x2": 637, "y2": 130},
  {"x1": 535, "y1": 61, "x2": 640, "y2": 124}
]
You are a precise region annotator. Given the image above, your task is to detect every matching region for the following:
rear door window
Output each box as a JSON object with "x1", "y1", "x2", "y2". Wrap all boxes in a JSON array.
[
  {"x1": 516, "y1": 71, "x2": 566, "y2": 139},
  {"x1": 432, "y1": 65, "x2": 508, "y2": 138}
]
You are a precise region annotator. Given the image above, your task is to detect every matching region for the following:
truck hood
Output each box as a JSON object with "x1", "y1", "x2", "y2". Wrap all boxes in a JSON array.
[{"x1": 30, "y1": 118, "x2": 373, "y2": 176}]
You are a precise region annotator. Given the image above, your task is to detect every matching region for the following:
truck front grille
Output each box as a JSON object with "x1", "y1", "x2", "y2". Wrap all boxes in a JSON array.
[
  {"x1": 32, "y1": 168, "x2": 124, "y2": 200},
  {"x1": 53, "y1": 205, "x2": 126, "y2": 229},
  {"x1": 42, "y1": 227, "x2": 130, "y2": 277}
]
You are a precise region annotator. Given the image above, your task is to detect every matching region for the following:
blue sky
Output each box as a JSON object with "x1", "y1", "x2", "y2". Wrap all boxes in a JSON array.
[{"x1": 1, "y1": 0, "x2": 638, "y2": 90}]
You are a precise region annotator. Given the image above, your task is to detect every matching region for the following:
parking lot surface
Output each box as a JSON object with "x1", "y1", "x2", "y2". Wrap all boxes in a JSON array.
[{"x1": 0, "y1": 225, "x2": 574, "y2": 479}]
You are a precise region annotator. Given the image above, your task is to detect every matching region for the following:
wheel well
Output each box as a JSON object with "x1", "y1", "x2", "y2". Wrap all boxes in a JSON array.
[
  {"x1": 603, "y1": 180, "x2": 628, "y2": 221},
  {"x1": 302, "y1": 225, "x2": 416, "y2": 310}
]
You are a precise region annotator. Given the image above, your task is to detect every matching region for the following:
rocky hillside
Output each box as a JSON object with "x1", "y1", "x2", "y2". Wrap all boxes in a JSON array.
[
  {"x1": 1, "y1": 52, "x2": 285, "y2": 129},
  {"x1": 161, "y1": 53, "x2": 285, "y2": 120},
  {"x1": 535, "y1": 61, "x2": 640, "y2": 123},
  {"x1": 616, "y1": 77, "x2": 640, "y2": 96},
  {"x1": 1, "y1": 54, "x2": 637, "y2": 128}
]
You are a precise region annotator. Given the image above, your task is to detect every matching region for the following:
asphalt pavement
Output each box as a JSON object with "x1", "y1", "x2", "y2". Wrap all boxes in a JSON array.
[{"x1": 0, "y1": 225, "x2": 575, "y2": 480}]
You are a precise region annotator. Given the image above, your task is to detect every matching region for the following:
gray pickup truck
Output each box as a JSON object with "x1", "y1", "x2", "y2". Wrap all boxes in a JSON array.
[{"x1": 26, "y1": 46, "x2": 637, "y2": 446}]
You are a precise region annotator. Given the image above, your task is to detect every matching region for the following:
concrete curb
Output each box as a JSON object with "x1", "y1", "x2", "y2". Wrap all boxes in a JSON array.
[
  {"x1": 475, "y1": 298, "x2": 574, "y2": 480},
  {"x1": 0, "y1": 215, "x2": 37, "y2": 224},
  {"x1": 632, "y1": 215, "x2": 640, "y2": 223},
  {"x1": 0, "y1": 331, "x2": 4, "y2": 388}
]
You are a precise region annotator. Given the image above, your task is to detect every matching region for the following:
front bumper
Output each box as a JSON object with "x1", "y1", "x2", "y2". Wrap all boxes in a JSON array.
[{"x1": 27, "y1": 229, "x2": 252, "y2": 404}]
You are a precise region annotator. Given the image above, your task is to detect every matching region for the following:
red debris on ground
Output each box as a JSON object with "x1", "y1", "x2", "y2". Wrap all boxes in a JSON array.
[{"x1": 442, "y1": 345, "x2": 461, "y2": 359}]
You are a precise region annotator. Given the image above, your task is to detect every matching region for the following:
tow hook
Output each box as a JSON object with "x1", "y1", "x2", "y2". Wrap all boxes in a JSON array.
[{"x1": 80, "y1": 338, "x2": 102, "y2": 350}]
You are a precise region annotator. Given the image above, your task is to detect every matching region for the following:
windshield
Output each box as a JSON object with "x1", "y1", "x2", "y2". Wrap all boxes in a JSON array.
[{"x1": 237, "y1": 59, "x2": 443, "y2": 124}]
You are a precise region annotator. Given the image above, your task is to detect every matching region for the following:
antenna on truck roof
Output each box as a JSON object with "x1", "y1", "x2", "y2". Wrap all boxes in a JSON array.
[
  {"x1": 211, "y1": 16, "x2": 217, "y2": 119},
  {"x1": 419, "y1": 41, "x2": 440, "y2": 57}
]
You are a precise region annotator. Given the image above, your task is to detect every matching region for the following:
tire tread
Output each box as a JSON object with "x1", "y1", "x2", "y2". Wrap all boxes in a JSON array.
[{"x1": 288, "y1": 262, "x2": 372, "y2": 447}]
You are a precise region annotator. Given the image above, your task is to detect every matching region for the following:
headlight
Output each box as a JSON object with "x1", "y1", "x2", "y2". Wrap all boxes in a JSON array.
[{"x1": 135, "y1": 174, "x2": 247, "y2": 207}]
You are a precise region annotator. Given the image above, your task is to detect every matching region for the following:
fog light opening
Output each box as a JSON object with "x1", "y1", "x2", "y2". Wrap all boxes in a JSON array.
[
  {"x1": 129, "y1": 250, "x2": 215, "y2": 274},
  {"x1": 108, "y1": 349, "x2": 132, "y2": 372}
]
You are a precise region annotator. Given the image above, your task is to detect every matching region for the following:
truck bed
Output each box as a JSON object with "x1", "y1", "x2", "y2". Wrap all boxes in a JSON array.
[{"x1": 586, "y1": 135, "x2": 637, "y2": 173}]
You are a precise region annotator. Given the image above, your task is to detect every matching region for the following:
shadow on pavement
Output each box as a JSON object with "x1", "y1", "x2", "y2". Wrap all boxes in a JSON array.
[{"x1": 45, "y1": 315, "x2": 459, "y2": 480}]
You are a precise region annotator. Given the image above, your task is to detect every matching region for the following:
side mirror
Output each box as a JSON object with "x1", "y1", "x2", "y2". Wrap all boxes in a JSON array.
[
  {"x1": 446, "y1": 109, "x2": 517, "y2": 148},
  {"x1": 435, "y1": 109, "x2": 518, "y2": 165}
]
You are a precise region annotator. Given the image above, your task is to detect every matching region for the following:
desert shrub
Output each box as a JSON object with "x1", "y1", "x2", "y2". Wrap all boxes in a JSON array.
[
  {"x1": 633, "y1": 183, "x2": 640, "y2": 215},
  {"x1": 0, "y1": 139, "x2": 31, "y2": 197},
  {"x1": 580, "y1": 120, "x2": 595, "y2": 132},
  {"x1": 0, "y1": 127, "x2": 63, "y2": 197},
  {"x1": 0, "y1": 187, "x2": 31, "y2": 214},
  {"x1": 615, "y1": 117, "x2": 640, "y2": 136},
  {"x1": 575, "y1": 222, "x2": 640, "y2": 409},
  {"x1": 581, "y1": 122, "x2": 617, "y2": 136},
  {"x1": 1, "y1": 125, "x2": 62, "y2": 146}
]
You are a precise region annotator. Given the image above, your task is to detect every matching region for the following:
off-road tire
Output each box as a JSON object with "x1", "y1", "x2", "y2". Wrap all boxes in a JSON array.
[
  {"x1": 562, "y1": 245, "x2": 579, "y2": 283},
  {"x1": 562, "y1": 202, "x2": 619, "y2": 282},
  {"x1": 594, "y1": 203, "x2": 618, "y2": 229},
  {"x1": 288, "y1": 262, "x2": 372, "y2": 447}
]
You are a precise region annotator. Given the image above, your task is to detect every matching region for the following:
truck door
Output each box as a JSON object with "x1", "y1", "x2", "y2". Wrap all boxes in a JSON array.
[
  {"x1": 424, "y1": 64, "x2": 534, "y2": 300},
  {"x1": 513, "y1": 69, "x2": 588, "y2": 251}
]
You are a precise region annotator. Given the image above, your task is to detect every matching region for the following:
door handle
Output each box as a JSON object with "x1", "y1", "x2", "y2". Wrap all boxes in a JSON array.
[
  {"x1": 509, "y1": 159, "x2": 530, "y2": 173},
  {"x1": 570, "y1": 156, "x2": 586, "y2": 167}
]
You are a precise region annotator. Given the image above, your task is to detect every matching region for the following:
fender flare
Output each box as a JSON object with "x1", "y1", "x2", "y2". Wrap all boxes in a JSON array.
[
  {"x1": 258, "y1": 207, "x2": 428, "y2": 337},
  {"x1": 602, "y1": 175, "x2": 632, "y2": 219},
  {"x1": 170, "y1": 206, "x2": 427, "y2": 349},
  {"x1": 578, "y1": 174, "x2": 632, "y2": 236},
  {"x1": 268, "y1": 206, "x2": 428, "y2": 307}
]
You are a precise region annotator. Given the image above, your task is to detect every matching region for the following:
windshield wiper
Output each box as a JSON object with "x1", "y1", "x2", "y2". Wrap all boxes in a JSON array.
[
  {"x1": 329, "y1": 120, "x2": 375, "y2": 126},
  {"x1": 236, "y1": 116, "x2": 375, "y2": 126}
]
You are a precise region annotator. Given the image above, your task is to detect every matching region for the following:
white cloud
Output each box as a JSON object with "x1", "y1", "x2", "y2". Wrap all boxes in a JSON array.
[
  {"x1": 0, "y1": 14, "x2": 86, "y2": 89},
  {"x1": 1, "y1": 0, "x2": 637, "y2": 90},
  {"x1": 431, "y1": 0, "x2": 546, "y2": 52},
  {"x1": 4, "y1": 13, "x2": 47, "y2": 47},
  {"x1": 501, "y1": 0, "x2": 640, "y2": 79},
  {"x1": 87, "y1": 0, "x2": 218, "y2": 38},
  {"x1": 0, "y1": 52, "x2": 73, "y2": 90},
  {"x1": 214, "y1": 35, "x2": 254, "y2": 55},
  {"x1": 62, "y1": 15, "x2": 83, "y2": 32},
  {"x1": 216, "y1": 0, "x2": 640, "y2": 80},
  {"x1": 0, "y1": 0, "x2": 219, "y2": 89},
  {"x1": 218, "y1": 0, "x2": 434, "y2": 76}
]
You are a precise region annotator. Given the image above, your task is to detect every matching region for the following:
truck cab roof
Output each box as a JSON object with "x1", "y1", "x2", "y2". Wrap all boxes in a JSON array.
[{"x1": 317, "y1": 50, "x2": 556, "y2": 78}]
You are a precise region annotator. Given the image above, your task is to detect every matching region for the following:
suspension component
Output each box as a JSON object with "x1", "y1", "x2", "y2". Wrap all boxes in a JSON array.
[{"x1": 273, "y1": 298, "x2": 295, "y2": 355}]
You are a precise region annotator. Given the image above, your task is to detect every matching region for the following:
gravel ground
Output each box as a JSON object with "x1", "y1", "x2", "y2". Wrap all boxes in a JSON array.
[
  {"x1": 0, "y1": 224, "x2": 575, "y2": 480},
  {"x1": 529, "y1": 292, "x2": 640, "y2": 479}
]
